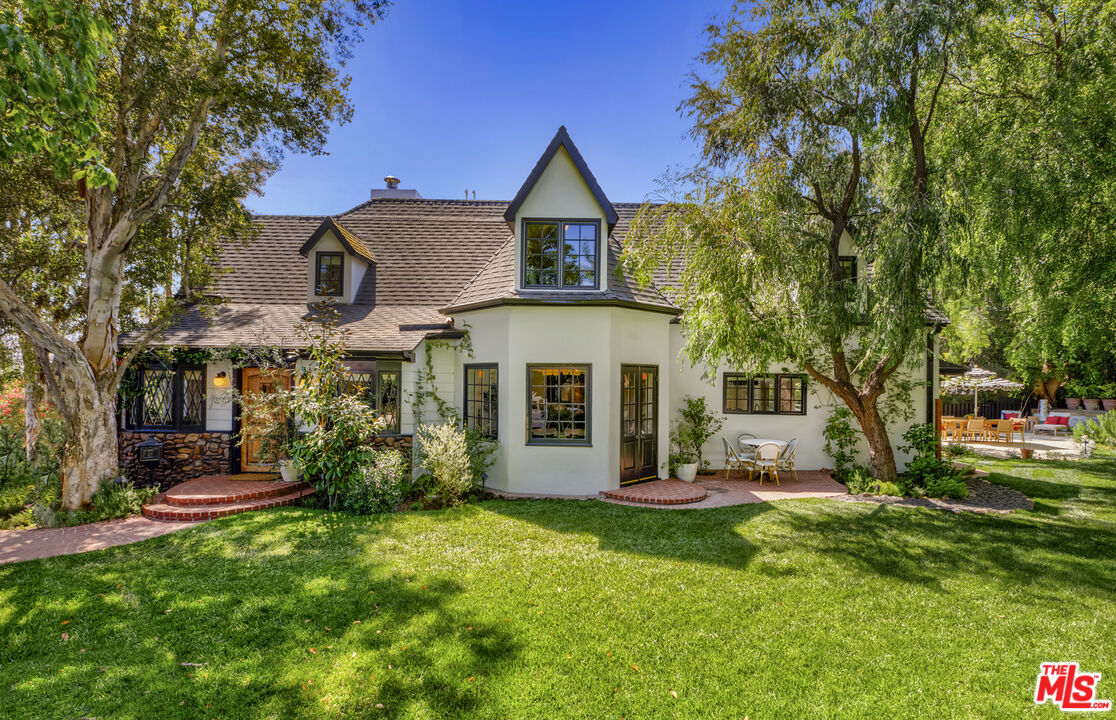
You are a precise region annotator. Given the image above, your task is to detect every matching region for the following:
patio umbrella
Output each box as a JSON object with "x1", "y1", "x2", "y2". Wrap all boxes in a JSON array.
[{"x1": 942, "y1": 368, "x2": 1024, "y2": 415}]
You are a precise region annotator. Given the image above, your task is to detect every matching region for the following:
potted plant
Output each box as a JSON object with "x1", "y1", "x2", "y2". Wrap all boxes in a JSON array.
[
  {"x1": 670, "y1": 396, "x2": 724, "y2": 481},
  {"x1": 1083, "y1": 384, "x2": 1101, "y2": 412},
  {"x1": 672, "y1": 452, "x2": 699, "y2": 483},
  {"x1": 1101, "y1": 383, "x2": 1116, "y2": 412},
  {"x1": 1064, "y1": 381, "x2": 1083, "y2": 411}
]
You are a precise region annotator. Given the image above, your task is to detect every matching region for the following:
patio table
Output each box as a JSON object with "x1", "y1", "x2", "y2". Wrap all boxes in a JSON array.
[{"x1": 739, "y1": 438, "x2": 788, "y2": 450}]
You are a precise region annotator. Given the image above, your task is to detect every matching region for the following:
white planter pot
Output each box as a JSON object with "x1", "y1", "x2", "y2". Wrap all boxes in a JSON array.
[
  {"x1": 278, "y1": 458, "x2": 300, "y2": 483},
  {"x1": 677, "y1": 462, "x2": 699, "y2": 483}
]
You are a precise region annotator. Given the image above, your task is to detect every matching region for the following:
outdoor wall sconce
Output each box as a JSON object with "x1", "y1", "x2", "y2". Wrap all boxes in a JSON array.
[{"x1": 213, "y1": 371, "x2": 230, "y2": 388}]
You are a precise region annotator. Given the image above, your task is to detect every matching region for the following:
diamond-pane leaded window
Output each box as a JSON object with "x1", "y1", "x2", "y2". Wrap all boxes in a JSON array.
[
  {"x1": 182, "y1": 369, "x2": 205, "y2": 428},
  {"x1": 134, "y1": 365, "x2": 207, "y2": 430},
  {"x1": 339, "y1": 367, "x2": 400, "y2": 433},
  {"x1": 528, "y1": 365, "x2": 590, "y2": 444},
  {"x1": 142, "y1": 369, "x2": 173, "y2": 427}
]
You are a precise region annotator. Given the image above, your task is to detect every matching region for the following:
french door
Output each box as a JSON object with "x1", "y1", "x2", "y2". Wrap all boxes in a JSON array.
[{"x1": 620, "y1": 365, "x2": 658, "y2": 485}]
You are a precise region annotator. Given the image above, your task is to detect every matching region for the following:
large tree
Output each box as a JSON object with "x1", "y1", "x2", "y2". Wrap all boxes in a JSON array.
[
  {"x1": 624, "y1": 0, "x2": 975, "y2": 481},
  {"x1": 0, "y1": 0, "x2": 389, "y2": 509},
  {"x1": 936, "y1": 1, "x2": 1116, "y2": 398}
]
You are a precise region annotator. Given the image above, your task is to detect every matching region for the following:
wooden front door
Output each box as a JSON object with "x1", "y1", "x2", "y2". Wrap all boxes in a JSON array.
[
  {"x1": 240, "y1": 367, "x2": 292, "y2": 472},
  {"x1": 620, "y1": 365, "x2": 658, "y2": 485}
]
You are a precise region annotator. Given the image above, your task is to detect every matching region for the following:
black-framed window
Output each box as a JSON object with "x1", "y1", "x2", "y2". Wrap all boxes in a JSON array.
[
  {"x1": 315, "y1": 251, "x2": 344, "y2": 296},
  {"x1": 132, "y1": 364, "x2": 206, "y2": 431},
  {"x1": 523, "y1": 220, "x2": 599, "y2": 289},
  {"x1": 340, "y1": 364, "x2": 400, "y2": 433},
  {"x1": 838, "y1": 255, "x2": 857, "y2": 283},
  {"x1": 464, "y1": 364, "x2": 498, "y2": 439},
  {"x1": 723, "y1": 373, "x2": 807, "y2": 415},
  {"x1": 528, "y1": 365, "x2": 590, "y2": 444}
]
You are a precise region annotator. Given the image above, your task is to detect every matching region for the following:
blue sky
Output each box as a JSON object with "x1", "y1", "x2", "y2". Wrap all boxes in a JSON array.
[{"x1": 248, "y1": 0, "x2": 730, "y2": 214}]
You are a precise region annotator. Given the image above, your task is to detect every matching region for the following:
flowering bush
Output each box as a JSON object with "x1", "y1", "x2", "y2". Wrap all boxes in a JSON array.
[
  {"x1": 343, "y1": 449, "x2": 409, "y2": 514},
  {"x1": 415, "y1": 423, "x2": 473, "y2": 507}
]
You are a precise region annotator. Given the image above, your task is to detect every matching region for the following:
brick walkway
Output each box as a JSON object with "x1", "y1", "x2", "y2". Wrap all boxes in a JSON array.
[
  {"x1": 601, "y1": 471, "x2": 848, "y2": 509},
  {"x1": 0, "y1": 516, "x2": 200, "y2": 565}
]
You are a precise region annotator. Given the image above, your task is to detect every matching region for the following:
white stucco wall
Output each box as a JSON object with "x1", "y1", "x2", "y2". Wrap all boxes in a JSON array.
[
  {"x1": 513, "y1": 146, "x2": 610, "y2": 293},
  {"x1": 448, "y1": 305, "x2": 675, "y2": 496},
  {"x1": 669, "y1": 326, "x2": 933, "y2": 474},
  {"x1": 305, "y1": 231, "x2": 368, "y2": 305}
]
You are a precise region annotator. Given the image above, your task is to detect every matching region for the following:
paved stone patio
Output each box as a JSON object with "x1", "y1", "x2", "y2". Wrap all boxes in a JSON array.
[{"x1": 0, "y1": 516, "x2": 200, "y2": 565}]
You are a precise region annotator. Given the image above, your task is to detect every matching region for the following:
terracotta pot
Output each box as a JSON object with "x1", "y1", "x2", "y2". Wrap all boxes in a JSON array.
[
  {"x1": 1084, "y1": 399, "x2": 1101, "y2": 411},
  {"x1": 1103, "y1": 399, "x2": 1116, "y2": 411},
  {"x1": 1065, "y1": 398, "x2": 1082, "y2": 411},
  {"x1": 1020, "y1": 447, "x2": 1034, "y2": 460}
]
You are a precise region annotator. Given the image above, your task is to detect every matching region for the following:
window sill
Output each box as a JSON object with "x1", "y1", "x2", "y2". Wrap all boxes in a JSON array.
[{"x1": 526, "y1": 440, "x2": 593, "y2": 448}]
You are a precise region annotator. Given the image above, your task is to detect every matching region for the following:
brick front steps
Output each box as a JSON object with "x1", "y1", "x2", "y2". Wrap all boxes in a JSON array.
[
  {"x1": 142, "y1": 475, "x2": 315, "y2": 522},
  {"x1": 600, "y1": 479, "x2": 708, "y2": 506}
]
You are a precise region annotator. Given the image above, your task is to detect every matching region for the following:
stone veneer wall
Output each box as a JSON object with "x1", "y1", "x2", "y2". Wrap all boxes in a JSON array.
[
  {"x1": 372, "y1": 435, "x2": 413, "y2": 453},
  {"x1": 119, "y1": 431, "x2": 231, "y2": 489}
]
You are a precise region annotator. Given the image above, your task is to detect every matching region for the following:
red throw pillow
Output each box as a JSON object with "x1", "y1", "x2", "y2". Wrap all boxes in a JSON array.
[
  {"x1": 1003, "y1": 411, "x2": 1019, "y2": 420},
  {"x1": 1051, "y1": 415, "x2": 1069, "y2": 426}
]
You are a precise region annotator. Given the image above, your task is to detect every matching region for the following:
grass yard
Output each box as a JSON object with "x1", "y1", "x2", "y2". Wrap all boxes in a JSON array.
[{"x1": 1, "y1": 453, "x2": 1114, "y2": 719}]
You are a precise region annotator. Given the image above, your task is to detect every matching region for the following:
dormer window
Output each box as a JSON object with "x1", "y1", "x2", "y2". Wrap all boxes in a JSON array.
[
  {"x1": 523, "y1": 219, "x2": 599, "y2": 289},
  {"x1": 315, "y1": 252, "x2": 344, "y2": 296},
  {"x1": 838, "y1": 255, "x2": 857, "y2": 283}
]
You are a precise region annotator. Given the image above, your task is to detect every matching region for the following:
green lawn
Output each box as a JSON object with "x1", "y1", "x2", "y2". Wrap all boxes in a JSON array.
[{"x1": 2, "y1": 454, "x2": 1114, "y2": 719}]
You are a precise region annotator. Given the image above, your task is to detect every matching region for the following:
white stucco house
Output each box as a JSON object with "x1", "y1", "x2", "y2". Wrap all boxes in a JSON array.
[{"x1": 119, "y1": 126, "x2": 942, "y2": 495}]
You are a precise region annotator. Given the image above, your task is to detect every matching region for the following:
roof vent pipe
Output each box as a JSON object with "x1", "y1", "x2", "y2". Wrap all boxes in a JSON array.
[{"x1": 384, "y1": 175, "x2": 401, "y2": 189}]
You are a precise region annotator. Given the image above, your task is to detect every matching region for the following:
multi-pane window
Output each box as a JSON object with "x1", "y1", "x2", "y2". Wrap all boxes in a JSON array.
[
  {"x1": 134, "y1": 365, "x2": 206, "y2": 430},
  {"x1": 523, "y1": 220, "x2": 599, "y2": 289},
  {"x1": 464, "y1": 365, "x2": 498, "y2": 439},
  {"x1": 838, "y1": 255, "x2": 857, "y2": 283},
  {"x1": 315, "y1": 252, "x2": 344, "y2": 296},
  {"x1": 341, "y1": 364, "x2": 401, "y2": 433},
  {"x1": 528, "y1": 365, "x2": 590, "y2": 444},
  {"x1": 723, "y1": 373, "x2": 807, "y2": 415}
]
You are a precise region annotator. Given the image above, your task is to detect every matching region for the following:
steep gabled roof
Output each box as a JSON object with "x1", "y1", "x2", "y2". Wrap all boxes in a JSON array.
[
  {"x1": 503, "y1": 126, "x2": 619, "y2": 229},
  {"x1": 299, "y1": 217, "x2": 376, "y2": 264}
]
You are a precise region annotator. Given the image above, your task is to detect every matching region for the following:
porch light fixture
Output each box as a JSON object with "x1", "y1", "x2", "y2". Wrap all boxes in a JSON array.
[{"x1": 213, "y1": 371, "x2": 230, "y2": 388}]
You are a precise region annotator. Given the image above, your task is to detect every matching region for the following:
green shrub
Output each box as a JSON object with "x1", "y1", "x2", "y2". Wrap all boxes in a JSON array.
[
  {"x1": 464, "y1": 428, "x2": 499, "y2": 488},
  {"x1": 42, "y1": 479, "x2": 158, "y2": 528},
  {"x1": 925, "y1": 474, "x2": 970, "y2": 500},
  {"x1": 944, "y1": 442, "x2": 972, "y2": 459},
  {"x1": 343, "y1": 449, "x2": 409, "y2": 514},
  {"x1": 874, "y1": 481, "x2": 905, "y2": 497},
  {"x1": 1074, "y1": 411, "x2": 1116, "y2": 448},
  {"x1": 843, "y1": 466, "x2": 875, "y2": 494},
  {"x1": 415, "y1": 423, "x2": 473, "y2": 507}
]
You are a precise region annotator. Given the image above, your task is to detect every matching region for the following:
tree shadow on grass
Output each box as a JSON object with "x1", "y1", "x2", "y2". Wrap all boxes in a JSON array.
[
  {"x1": 0, "y1": 508, "x2": 520, "y2": 719},
  {"x1": 483, "y1": 498, "x2": 774, "y2": 571},
  {"x1": 775, "y1": 501, "x2": 1116, "y2": 601}
]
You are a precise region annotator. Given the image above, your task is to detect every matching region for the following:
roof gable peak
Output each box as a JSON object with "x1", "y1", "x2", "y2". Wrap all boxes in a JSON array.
[
  {"x1": 299, "y1": 216, "x2": 375, "y2": 264},
  {"x1": 503, "y1": 126, "x2": 619, "y2": 229}
]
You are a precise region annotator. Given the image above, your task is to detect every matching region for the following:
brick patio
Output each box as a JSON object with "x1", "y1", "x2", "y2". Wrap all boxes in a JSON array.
[
  {"x1": 600, "y1": 471, "x2": 847, "y2": 509},
  {"x1": 601, "y1": 479, "x2": 709, "y2": 505}
]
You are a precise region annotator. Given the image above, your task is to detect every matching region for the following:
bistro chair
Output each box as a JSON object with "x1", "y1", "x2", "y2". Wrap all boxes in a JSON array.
[
  {"x1": 777, "y1": 437, "x2": 799, "y2": 482},
  {"x1": 722, "y1": 437, "x2": 751, "y2": 480},
  {"x1": 736, "y1": 432, "x2": 757, "y2": 460},
  {"x1": 753, "y1": 442, "x2": 782, "y2": 486}
]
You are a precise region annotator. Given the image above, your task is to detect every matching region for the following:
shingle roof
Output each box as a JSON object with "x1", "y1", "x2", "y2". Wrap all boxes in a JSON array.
[
  {"x1": 299, "y1": 217, "x2": 376, "y2": 263},
  {"x1": 135, "y1": 199, "x2": 680, "y2": 353}
]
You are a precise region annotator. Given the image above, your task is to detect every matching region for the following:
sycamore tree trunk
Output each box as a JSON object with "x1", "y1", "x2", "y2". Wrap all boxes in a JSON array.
[
  {"x1": 18, "y1": 335, "x2": 42, "y2": 463},
  {"x1": 56, "y1": 368, "x2": 120, "y2": 507}
]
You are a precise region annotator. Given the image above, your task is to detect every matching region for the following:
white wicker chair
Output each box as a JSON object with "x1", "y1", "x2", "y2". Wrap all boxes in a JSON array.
[
  {"x1": 723, "y1": 437, "x2": 751, "y2": 479},
  {"x1": 776, "y1": 437, "x2": 799, "y2": 482},
  {"x1": 753, "y1": 442, "x2": 782, "y2": 486}
]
